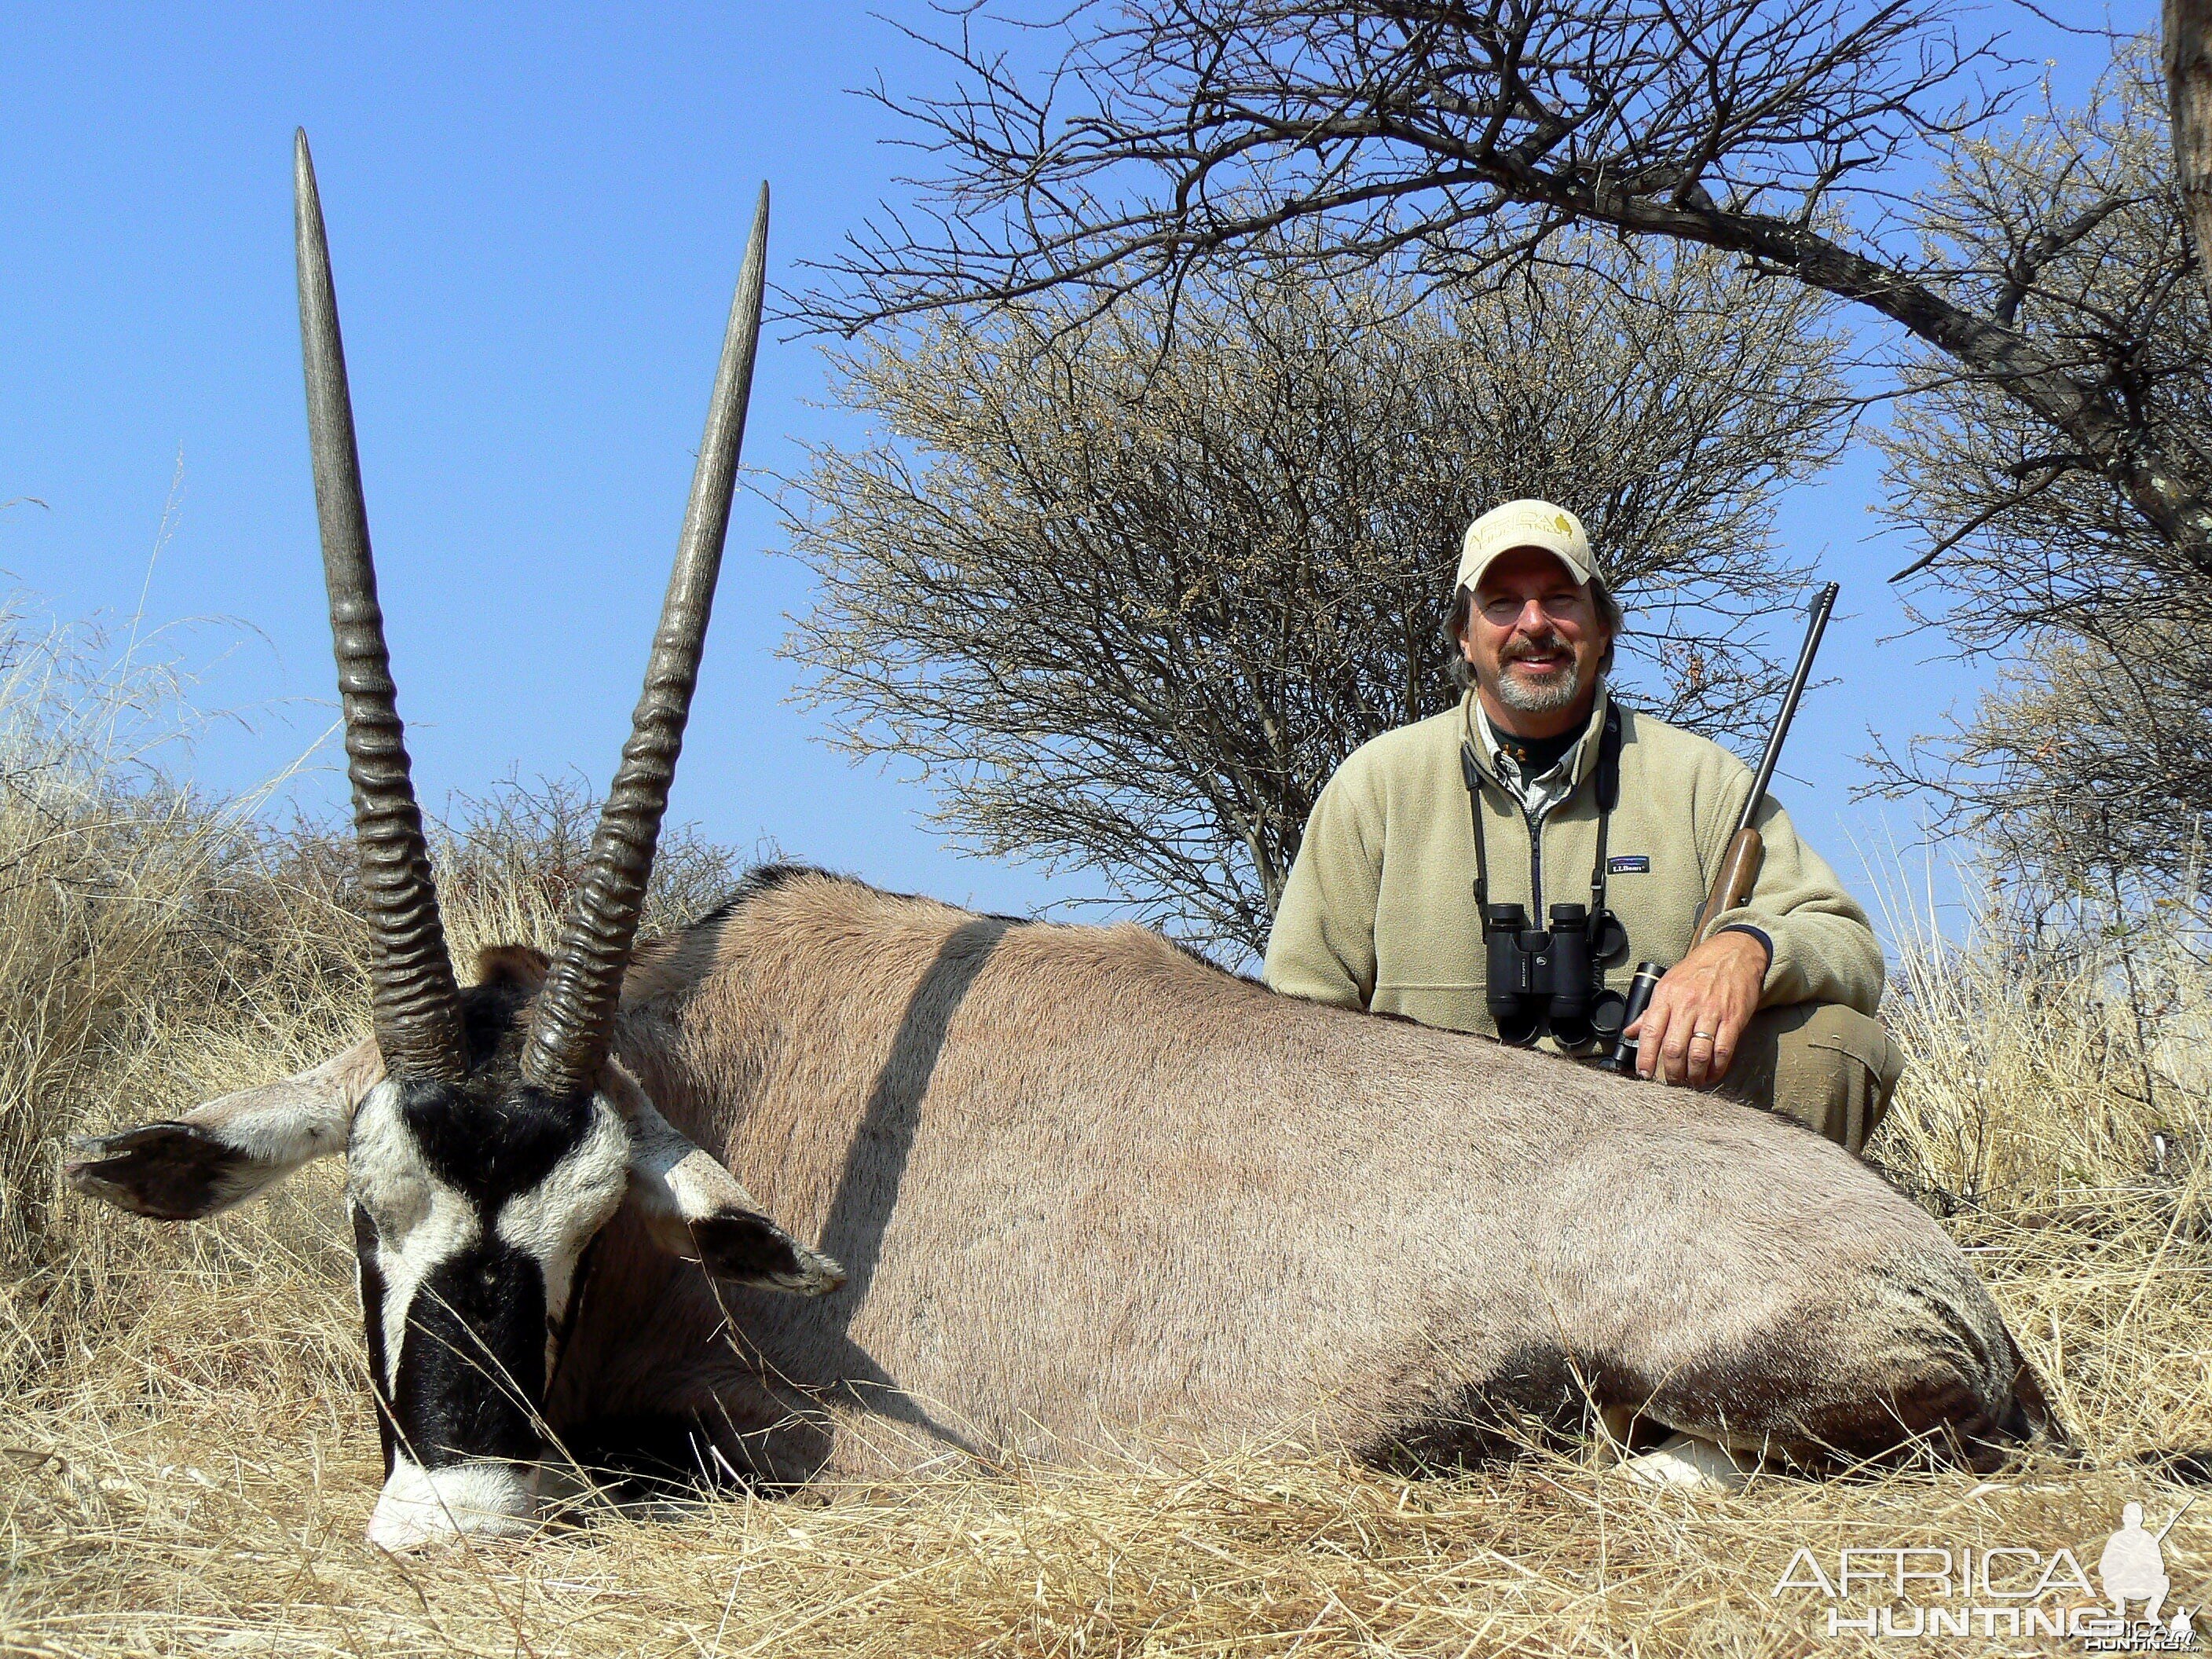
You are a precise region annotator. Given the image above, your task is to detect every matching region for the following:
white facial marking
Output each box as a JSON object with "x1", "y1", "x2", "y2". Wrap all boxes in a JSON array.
[
  {"x1": 366, "y1": 1452, "x2": 539, "y2": 1551},
  {"x1": 348, "y1": 1079, "x2": 480, "y2": 1393},
  {"x1": 493, "y1": 1096, "x2": 630, "y2": 1376},
  {"x1": 350, "y1": 1073, "x2": 635, "y2": 1396}
]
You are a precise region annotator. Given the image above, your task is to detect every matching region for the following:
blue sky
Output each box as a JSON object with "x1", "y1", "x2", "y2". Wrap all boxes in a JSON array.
[{"x1": 0, "y1": 3, "x2": 2105, "y2": 947}]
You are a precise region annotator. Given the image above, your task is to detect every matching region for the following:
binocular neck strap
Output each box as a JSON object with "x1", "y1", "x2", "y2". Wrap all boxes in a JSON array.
[
  {"x1": 1588, "y1": 702, "x2": 1624, "y2": 920},
  {"x1": 1459, "y1": 701, "x2": 1625, "y2": 925},
  {"x1": 1459, "y1": 739, "x2": 1496, "y2": 914}
]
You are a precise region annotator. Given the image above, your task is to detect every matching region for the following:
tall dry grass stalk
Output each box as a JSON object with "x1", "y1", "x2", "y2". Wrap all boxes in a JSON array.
[
  {"x1": 0, "y1": 605, "x2": 344, "y2": 1269},
  {"x1": 3, "y1": 610, "x2": 2207, "y2": 1654},
  {"x1": 1868, "y1": 845, "x2": 2212, "y2": 1216}
]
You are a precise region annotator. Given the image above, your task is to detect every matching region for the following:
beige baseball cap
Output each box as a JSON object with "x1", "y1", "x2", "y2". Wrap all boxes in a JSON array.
[{"x1": 1456, "y1": 499, "x2": 1594, "y2": 595}]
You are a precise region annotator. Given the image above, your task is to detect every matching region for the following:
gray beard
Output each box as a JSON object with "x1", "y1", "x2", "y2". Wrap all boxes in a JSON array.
[{"x1": 1492, "y1": 656, "x2": 1588, "y2": 714}]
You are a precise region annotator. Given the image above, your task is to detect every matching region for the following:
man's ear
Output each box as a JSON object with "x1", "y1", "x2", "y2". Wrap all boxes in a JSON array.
[
  {"x1": 596, "y1": 1063, "x2": 845, "y2": 1296},
  {"x1": 66, "y1": 1038, "x2": 383, "y2": 1221}
]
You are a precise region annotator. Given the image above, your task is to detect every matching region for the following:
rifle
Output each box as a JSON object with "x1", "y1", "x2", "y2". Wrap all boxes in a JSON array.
[
  {"x1": 1687, "y1": 581, "x2": 1839, "y2": 945},
  {"x1": 1602, "y1": 583, "x2": 1837, "y2": 1073}
]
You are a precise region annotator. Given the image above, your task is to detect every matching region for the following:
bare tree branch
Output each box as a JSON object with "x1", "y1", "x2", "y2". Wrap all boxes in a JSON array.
[
  {"x1": 794, "y1": 1, "x2": 2212, "y2": 557},
  {"x1": 1864, "y1": 49, "x2": 2212, "y2": 894},
  {"x1": 798, "y1": 5, "x2": 2212, "y2": 900}
]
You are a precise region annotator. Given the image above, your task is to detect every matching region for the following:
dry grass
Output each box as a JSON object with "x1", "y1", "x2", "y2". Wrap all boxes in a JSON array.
[
  {"x1": 3, "y1": 613, "x2": 2209, "y2": 1656},
  {"x1": 9, "y1": 1192, "x2": 2208, "y2": 1657}
]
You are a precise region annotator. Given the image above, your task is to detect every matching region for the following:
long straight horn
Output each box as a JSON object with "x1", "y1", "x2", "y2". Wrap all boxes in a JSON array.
[
  {"x1": 295, "y1": 130, "x2": 466, "y2": 1085},
  {"x1": 521, "y1": 185, "x2": 770, "y2": 1100}
]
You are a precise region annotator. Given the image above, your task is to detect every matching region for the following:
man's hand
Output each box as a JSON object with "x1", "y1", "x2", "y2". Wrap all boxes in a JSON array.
[{"x1": 1628, "y1": 930, "x2": 1769, "y2": 1087}]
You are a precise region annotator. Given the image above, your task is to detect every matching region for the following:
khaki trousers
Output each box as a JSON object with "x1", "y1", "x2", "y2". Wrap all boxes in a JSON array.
[{"x1": 1712, "y1": 1002, "x2": 1906, "y2": 1156}]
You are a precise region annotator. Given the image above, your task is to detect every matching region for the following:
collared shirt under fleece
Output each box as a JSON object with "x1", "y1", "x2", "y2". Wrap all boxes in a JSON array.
[{"x1": 1261, "y1": 687, "x2": 1887, "y2": 1038}]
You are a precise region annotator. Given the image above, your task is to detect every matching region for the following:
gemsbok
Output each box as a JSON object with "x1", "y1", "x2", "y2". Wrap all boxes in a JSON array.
[{"x1": 69, "y1": 134, "x2": 2060, "y2": 1550}]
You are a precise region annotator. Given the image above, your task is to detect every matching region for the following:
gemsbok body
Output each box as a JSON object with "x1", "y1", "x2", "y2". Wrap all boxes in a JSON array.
[{"x1": 68, "y1": 135, "x2": 2058, "y2": 1551}]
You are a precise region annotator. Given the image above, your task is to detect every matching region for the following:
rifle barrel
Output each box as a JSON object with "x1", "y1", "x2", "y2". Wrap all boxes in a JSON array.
[{"x1": 1737, "y1": 583, "x2": 1839, "y2": 839}]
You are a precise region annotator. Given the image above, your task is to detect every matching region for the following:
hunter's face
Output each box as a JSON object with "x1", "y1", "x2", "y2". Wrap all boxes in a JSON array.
[{"x1": 1459, "y1": 548, "x2": 1610, "y2": 725}]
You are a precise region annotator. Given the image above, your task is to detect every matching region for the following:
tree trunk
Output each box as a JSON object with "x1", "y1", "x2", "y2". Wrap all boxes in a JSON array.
[{"x1": 2167, "y1": 0, "x2": 2212, "y2": 302}]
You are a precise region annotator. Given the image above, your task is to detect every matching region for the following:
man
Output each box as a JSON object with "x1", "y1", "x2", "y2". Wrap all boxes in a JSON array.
[{"x1": 1263, "y1": 498, "x2": 1903, "y2": 1155}]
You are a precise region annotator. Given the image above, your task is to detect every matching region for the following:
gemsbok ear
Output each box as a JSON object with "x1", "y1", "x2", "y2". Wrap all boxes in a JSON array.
[
  {"x1": 595, "y1": 1061, "x2": 845, "y2": 1296},
  {"x1": 473, "y1": 943, "x2": 550, "y2": 995},
  {"x1": 65, "y1": 1038, "x2": 384, "y2": 1221}
]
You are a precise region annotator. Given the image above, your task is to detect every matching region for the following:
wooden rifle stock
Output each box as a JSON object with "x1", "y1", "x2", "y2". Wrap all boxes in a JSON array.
[{"x1": 1690, "y1": 826, "x2": 1764, "y2": 946}]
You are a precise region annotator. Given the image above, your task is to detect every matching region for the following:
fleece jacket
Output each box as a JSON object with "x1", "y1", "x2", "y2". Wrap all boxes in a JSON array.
[{"x1": 1262, "y1": 687, "x2": 1886, "y2": 1039}]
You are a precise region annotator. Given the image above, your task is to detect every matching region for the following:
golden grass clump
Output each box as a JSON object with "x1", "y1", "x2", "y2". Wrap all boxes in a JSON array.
[{"x1": 3, "y1": 611, "x2": 2208, "y2": 1655}]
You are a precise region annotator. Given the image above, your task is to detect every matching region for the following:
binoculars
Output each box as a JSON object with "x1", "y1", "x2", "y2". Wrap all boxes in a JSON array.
[
  {"x1": 1482, "y1": 902, "x2": 1629, "y2": 1049},
  {"x1": 1600, "y1": 961, "x2": 1665, "y2": 1073}
]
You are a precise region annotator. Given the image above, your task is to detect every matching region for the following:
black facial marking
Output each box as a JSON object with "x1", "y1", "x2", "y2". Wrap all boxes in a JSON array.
[
  {"x1": 392, "y1": 1237, "x2": 551, "y2": 1470},
  {"x1": 397, "y1": 1075, "x2": 595, "y2": 1212},
  {"x1": 353, "y1": 1202, "x2": 399, "y2": 1476},
  {"x1": 371, "y1": 1068, "x2": 587, "y2": 1470},
  {"x1": 354, "y1": 976, "x2": 606, "y2": 1471},
  {"x1": 397, "y1": 976, "x2": 603, "y2": 1214}
]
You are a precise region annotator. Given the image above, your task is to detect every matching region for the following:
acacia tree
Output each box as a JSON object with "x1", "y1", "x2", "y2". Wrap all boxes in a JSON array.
[
  {"x1": 804, "y1": 2, "x2": 2212, "y2": 909},
  {"x1": 1866, "y1": 51, "x2": 2212, "y2": 909},
  {"x1": 782, "y1": 246, "x2": 1844, "y2": 954}
]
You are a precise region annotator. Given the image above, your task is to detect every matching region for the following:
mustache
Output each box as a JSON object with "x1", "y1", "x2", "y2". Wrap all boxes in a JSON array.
[{"x1": 1500, "y1": 630, "x2": 1573, "y2": 664}]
